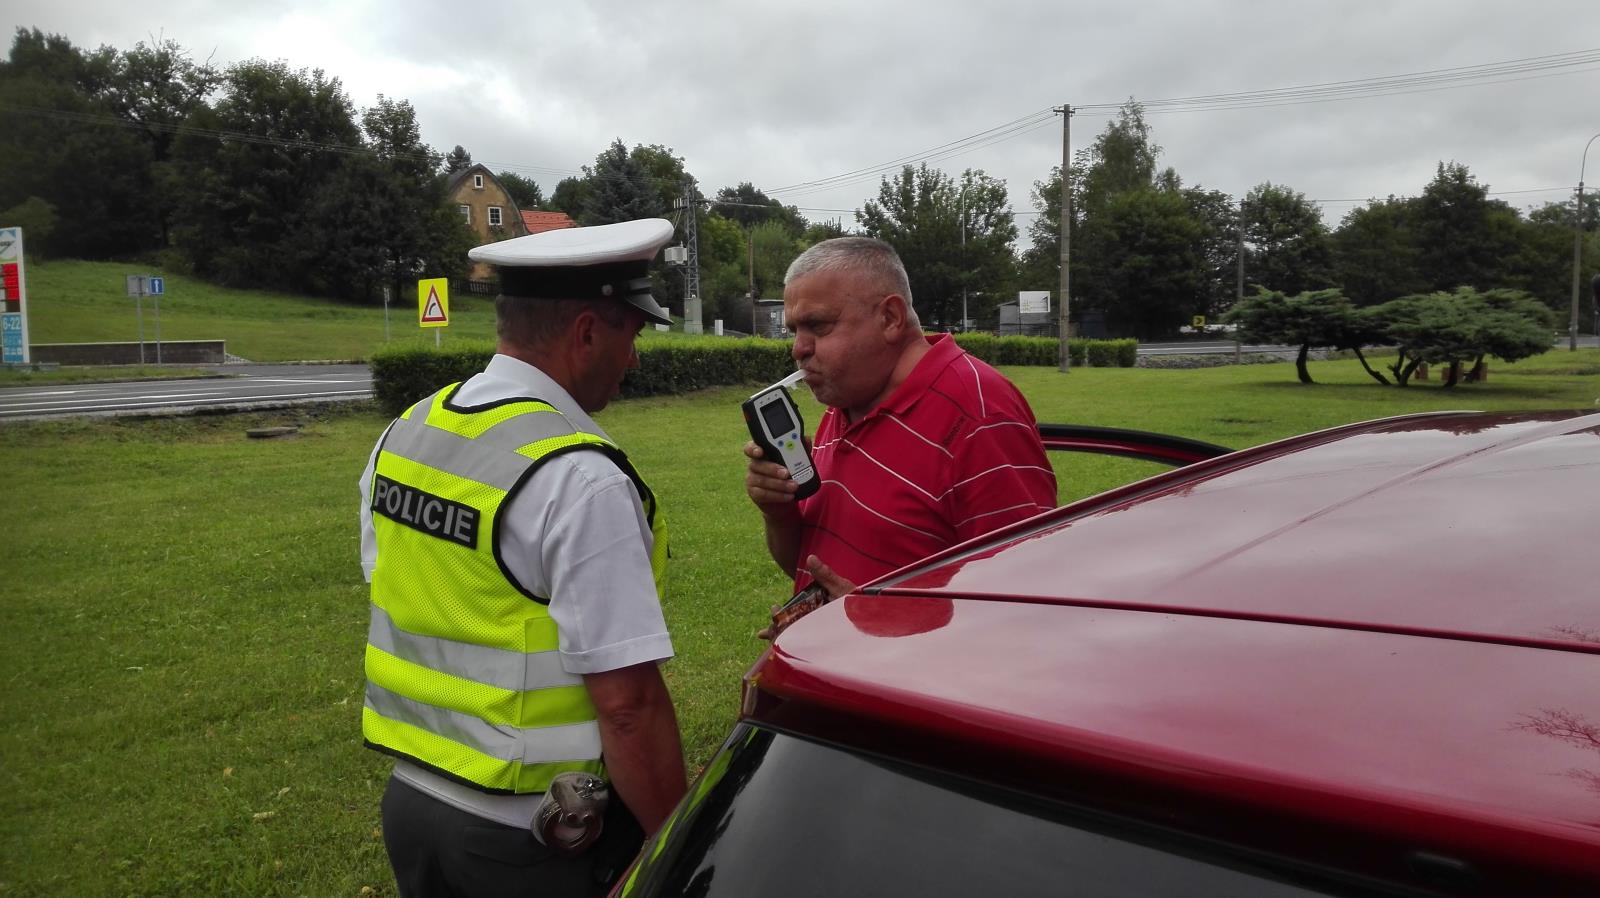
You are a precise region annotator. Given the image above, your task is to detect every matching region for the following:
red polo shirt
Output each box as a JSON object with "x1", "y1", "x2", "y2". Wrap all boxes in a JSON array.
[{"x1": 793, "y1": 334, "x2": 1057, "y2": 590}]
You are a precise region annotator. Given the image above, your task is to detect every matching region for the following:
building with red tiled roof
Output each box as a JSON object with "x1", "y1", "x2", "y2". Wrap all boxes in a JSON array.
[{"x1": 520, "y1": 210, "x2": 577, "y2": 235}]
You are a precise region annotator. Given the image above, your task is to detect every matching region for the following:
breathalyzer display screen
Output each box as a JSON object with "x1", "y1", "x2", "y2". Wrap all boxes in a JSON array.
[{"x1": 760, "y1": 398, "x2": 796, "y2": 436}]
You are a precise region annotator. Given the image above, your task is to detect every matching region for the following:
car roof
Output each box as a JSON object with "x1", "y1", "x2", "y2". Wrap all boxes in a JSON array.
[
  {"x1": 747, "y1": 411, "x2": 1600, "y2": 887},
  {"x1": 884, "y1": 409, "x2": 1600, "y2": 651}
]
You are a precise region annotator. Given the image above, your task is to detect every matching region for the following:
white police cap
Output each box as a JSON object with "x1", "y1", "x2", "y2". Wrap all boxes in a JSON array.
[{"x1": 468, "y1": 218, "x2": 675, "y2": 325}]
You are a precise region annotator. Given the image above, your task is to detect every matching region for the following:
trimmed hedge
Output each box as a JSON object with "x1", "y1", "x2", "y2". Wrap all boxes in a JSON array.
[
  {"x1": 370, "y1": 337, "x2": 795, "y2": 417},
  {"x1": 370, "y1": 334, "x2": 1138, "y2": 416},
  {"x1": 953, "y1": 334, "x2": 1138, "y2": 368}
]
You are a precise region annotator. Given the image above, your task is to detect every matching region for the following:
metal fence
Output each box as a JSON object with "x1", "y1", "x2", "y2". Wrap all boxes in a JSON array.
[{"x1": 457, "y1": 278, "x2": 500, "y2": 297}]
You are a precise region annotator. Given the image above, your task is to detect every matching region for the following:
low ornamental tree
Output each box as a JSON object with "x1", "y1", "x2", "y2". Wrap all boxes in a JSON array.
[
  {"x1": 1371, "y1": 287, "x2": 1554, "y2": 387},
  {"x1": 1223, "y1": 289, "x2": 1385, "y2": 384}
]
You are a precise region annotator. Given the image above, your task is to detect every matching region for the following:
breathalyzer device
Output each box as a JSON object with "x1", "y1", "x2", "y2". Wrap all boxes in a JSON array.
[{"x1": 742, "y1": 370, "x2": 820, "y2": 500}]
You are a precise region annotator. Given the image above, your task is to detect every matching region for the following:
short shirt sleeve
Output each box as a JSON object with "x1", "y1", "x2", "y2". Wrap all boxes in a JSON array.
[{"x1": 500, "y1": 452, "x2": 673, "y2": 675}]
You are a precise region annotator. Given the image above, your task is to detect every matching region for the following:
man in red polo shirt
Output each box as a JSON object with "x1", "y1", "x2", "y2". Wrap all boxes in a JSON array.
[{"x1": 744, "y1": 237, "x2": 1057, "y2": 604}]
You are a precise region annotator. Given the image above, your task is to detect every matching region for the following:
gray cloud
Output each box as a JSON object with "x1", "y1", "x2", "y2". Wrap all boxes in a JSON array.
[{"x1": 10, "y1": 0, "x2": 1597, "y2": 229}]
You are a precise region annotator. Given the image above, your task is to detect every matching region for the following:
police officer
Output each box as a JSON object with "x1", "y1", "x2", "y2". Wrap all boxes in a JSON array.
[{"x1": 358, "y1": 219, "x2": 687, "y2": 898}]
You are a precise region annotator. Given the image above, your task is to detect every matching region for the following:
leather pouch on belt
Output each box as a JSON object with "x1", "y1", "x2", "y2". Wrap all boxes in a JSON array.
[{"x1": 533, "y1": 772, "x2": 609, "y2": 856}]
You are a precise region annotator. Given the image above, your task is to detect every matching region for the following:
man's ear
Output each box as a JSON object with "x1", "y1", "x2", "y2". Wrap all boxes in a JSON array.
[
  {"x1": 571, "y1": 309, "x2": 599, "y2": 353},
  {"x1": 879, "y1": 293, "x2": 912, "y2": 339}
]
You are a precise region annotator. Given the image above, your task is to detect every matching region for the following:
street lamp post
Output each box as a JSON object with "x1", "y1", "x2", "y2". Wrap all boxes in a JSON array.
[
  {"x1": 960, "y1": 211, "x2": 968, "y2": 332},
  {"x1": 1570, "y1": 132, "x2": 1600, "y2": 351}
]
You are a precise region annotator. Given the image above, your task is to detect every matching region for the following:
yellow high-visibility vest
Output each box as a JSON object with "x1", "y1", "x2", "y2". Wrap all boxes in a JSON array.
[{"x1": 363, "y1": 384, "x2": 667, "y2": 794}]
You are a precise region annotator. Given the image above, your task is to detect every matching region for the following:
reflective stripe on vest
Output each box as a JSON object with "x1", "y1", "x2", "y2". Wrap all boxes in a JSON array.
[{"x1": 363, "y1": 384, "x2": 668, "y2": 794}]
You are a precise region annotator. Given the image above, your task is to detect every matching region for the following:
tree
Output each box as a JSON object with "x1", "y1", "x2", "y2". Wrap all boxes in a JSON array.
[
  {"x1": 1183, "y1": 186, "x2": 1242, "y2": 318},
  {"x1": 858, "y1": 163, "x2": 1016, "y2": 329},
  {"x1": 1528, "y1": 194, "x2": 1600, "y2": 232},
  {"x1": 1371, "y1": 287, "x2": 1553, "y2": 387},
  {"x1": 1332, "y1": 197, "x2": 1426, "y2": 306},
  {"x1": 712, "y1": 182, "x2": 805, "y2": 235},
  {"x1": 1078, "y1": 100, "x2": 1160, "y2": 221},
  {"x1": 1240, "y1": 182, "x2": 1334, "y2": 296},
  {"x1": 1021, "y1": 102, "x2": 1157, "y2": 292},
  {"x1": 628, "y1": 143, "x2": 695, "y2": 218},
  {"x1": 549, "y1": 176, "x2": 592, "y2": 219},
  {"x1": 1502, "y1": 198, "x2": 1600, "y2": 331},
  {"x1": 1411, "y1": 162, "x2": 1520, "y2": 293},
  {"x1": 444, "y1": 145, "x2": 473, "y2": 174},
  {"x1": 168, "y1": 59, "x2": 361, "y2": 290},
  {"x1": 301, "y1": 96, "x2": 473, "y2": 302},
  {"x1": 696, "y1": 211, "x2": 754, "y2": 328},
  {"x1": 102, "y1": 38, "x2": 220, "y2": 247},
  {"x1": 0, "y1": 29, "x2": 162, "y2": 258},
  {"x1": 1019, "y1": 164, "x2": 1068, "y2": 292},
  {"x1": 1079, "y1": 187, "x2": 1203, "y2": 340},
  {"x1": 581, "y1": 138, "x2": 665, "y2": 226},
  {"x1": 498, "y1": 172, "x2": 544, "y2": 210},
  {"x1": 1224, "y1": 289, "x2": 1385, "y2": 384},
  {"x1": 802, "y1": 219, "x2": 849, "y2": 243},
  {"x1": 0, "y1": 196, "x2": 57, "y2": 258},
  {"x1": 750, "y1": 220, "x2": 804, "y2": 302},
  {"x1": 1026, "y1": 100, "x2": 1194, "y2": 335}
]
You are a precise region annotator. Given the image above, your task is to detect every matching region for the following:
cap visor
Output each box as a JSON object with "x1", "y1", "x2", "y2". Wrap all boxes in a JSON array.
[{"x1": 627, "y1": 293, "x2": 673, "y2": 326}]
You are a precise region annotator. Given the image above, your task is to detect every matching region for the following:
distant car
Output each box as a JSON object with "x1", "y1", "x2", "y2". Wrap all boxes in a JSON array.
[{"x1": 614, "y1": 410, "x2": 1600, "y2": 898}]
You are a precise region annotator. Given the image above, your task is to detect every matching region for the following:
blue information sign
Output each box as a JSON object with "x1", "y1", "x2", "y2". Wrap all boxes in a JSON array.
[
  {"x1": 149, "y1": 276, "x2": 165, "y2": 295},
  {"x1": 2, "y1": 312, "x2": 23, "y2": 364}
]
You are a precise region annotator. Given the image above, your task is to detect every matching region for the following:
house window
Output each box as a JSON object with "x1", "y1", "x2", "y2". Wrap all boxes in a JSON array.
[
  {"x1": 458, "y1": 204, "x2": 471, "y2": 224},
  {"x1": 473, "y1": 174, "x2": 484, "y2": 189},
  {"x1": 488, "y1": 206, "x2": 503, "y2": 227}
]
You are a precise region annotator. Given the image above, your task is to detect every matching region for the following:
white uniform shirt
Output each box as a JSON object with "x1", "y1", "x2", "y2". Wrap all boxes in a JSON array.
[{"x1": 359, "y1": 354, "x2": 672, "y2": 824}]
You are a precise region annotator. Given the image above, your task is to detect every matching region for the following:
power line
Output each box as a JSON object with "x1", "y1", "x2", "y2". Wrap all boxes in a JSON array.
[
  {"x1": 1076, "y1": 48, "x2": 1600, "y2": 112},
  {"x1": 767, "y1": 47, "x2": 1599, "y2": 199},
  {"x1": 769, "y1": 110, "x2": 1056, "y2": 194}
]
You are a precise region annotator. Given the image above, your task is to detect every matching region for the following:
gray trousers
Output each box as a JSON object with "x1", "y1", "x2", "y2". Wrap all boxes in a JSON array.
[{"x1": 381, "y1": 773, "x2": 645, "y2": 898}]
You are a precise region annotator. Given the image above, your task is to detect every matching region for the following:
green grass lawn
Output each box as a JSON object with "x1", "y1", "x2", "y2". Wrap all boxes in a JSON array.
[
  {"x1": 3, "y1": 352, "x2": 1597, "y2": 896},
  {"x1": 19, "y1": 259, "x2": 693, "y2": 364}
]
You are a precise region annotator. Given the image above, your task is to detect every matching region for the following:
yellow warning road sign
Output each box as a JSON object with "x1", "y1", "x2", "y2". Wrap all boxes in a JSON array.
[
  {"x1": 1192, "y1": 314, "x2": 1206, "y2": 330},
  {"x1": 418, "y1": 278, "x2": 450, "y2": 328}
]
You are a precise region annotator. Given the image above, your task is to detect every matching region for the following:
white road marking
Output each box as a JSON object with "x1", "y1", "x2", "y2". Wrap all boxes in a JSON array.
[{"x1": 0, "y1": 388, "x2": 371, "y2": 417}]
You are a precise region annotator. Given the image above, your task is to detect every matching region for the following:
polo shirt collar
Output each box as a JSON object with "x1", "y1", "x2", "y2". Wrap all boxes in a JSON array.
[{"x1": 872, "y1": 333, "x2": 961, "y2": 419}]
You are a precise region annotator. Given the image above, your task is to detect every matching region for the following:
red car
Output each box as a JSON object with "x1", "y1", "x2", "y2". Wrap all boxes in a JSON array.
[{"x1": 618, "y1": 410, "x2": 1600, "y2": 897}]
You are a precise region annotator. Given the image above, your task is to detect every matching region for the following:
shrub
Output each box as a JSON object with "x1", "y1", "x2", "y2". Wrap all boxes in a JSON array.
[
  {"x1": 952, "y1": 334, "x2": 1137, "y2": 368},
  {"x1": 370, "y1": 338, "x2": 796, "y2": 416},
  {"x1": 369, "y1": 341, "x2": 496, "y2": 415}
]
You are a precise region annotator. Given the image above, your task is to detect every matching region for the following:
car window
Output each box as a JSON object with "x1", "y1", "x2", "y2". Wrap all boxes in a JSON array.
[{"x1": 619, "y1": 726, "x2": 1401, "y2": 898}]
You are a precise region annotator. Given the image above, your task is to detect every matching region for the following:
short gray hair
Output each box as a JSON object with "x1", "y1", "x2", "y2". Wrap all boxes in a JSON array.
[{"x1": 785, "y1": 238, "x2": 918, "y2": 327}]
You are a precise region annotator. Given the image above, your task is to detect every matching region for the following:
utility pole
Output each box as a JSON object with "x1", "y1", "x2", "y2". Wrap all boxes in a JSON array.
[
  {"x1": 1573, "y1": 178, "x2": 1585, "y2": 351},
  {"x1": 960, "y1": 206, "x2": 967, "y2": 332},
  {"x1": 1572, "y1": 133, "x2": 1600, "y2": 350},
  {"x1": 1055, "y1": 104, "x2": 1072, "y2": 372},
  {"x1": 681, "y1": 178, "x2": 702, "y2": 334},
  {"x1": 1236, "y1": 202, "x2": 1245, "y2": 365},
  {"x1": 747, "y1": 226, "x2": 755, "y2": 302}
]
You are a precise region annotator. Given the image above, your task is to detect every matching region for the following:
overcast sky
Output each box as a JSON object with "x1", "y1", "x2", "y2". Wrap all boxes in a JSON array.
[{"x1": 9, "y1": 0, "x2": 1599, "y2": 235}]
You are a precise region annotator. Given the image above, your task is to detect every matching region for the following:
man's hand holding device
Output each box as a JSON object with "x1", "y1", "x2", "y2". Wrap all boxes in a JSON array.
[{"x1": 741, "y1": 370, "x2": 818, "y2": 505}]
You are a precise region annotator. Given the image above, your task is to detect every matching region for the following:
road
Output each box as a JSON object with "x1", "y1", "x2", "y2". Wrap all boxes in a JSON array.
[
  {"x1": 1138, "y1": 340, "x2": 1296, "y2": 357},
  {"x1": 0, "y1": 364, "x2": 372, "y2": 421}
]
